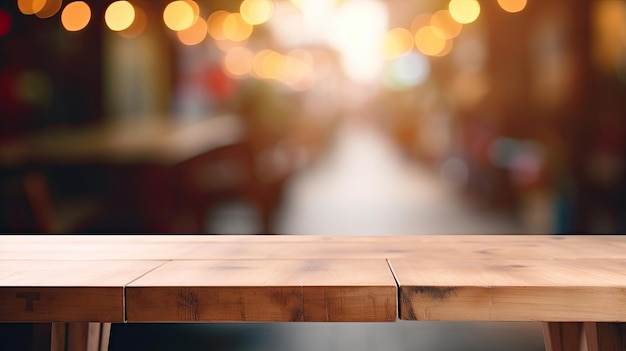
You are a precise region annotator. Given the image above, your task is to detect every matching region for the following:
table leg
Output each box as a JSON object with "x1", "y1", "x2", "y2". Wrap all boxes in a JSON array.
[
  {"x1": 35, "y1": 322, "x2": 110, "y2": 351},
  {"x1": 543, "y1": 322, "x2": 585, "y2": 351},
  {"x1": 584, "y1": 322, "x2": 626, "y2": 351}
]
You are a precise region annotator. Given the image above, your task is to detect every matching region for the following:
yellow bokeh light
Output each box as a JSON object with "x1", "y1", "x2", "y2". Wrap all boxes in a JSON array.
[
  {"x1": 224, "y1": 46, "x2": 254, "y2": 77},
  {"x1": 36, "y1": 0, "x2": 62, "y2": 19},
  {"x1": 185, "y1": 0, "x2": 200, "y2": 20},
  {"x1": 433, "y1": 36, "x2": 454, "y2": 57},
  {"x1": 119, "y1": 4, "x2": 147, "y2": 38},
  {"x1": 105, "y1": 1, "x2": 135, "y2": 32},
  {"x1": 163, "y1": 0, "x2": 196, "y2": 31},
  {"x1": 253, "y1": 49, "x2": 285, "y2": 80},
  {"x1": 497, "y1": 0, "x2": 527, "y2": 13},
  {"x1": 383, "y1": 27, "x2": 414, "y2": 60},
  {"x1": 240, "y1": 0, "x2": 274, "y2": 25},
  {"x1": 415, "y1": 25, "x2": 448, "y2": 56},
  {"x1": 18, "y1": 0, "x2": 46, "y2": 15},
  {"x1": 207, "y1": 10, "x2": 230, "y2": 41},
  {"x1": 448, "y1": 0, "x2": 481, "y2": 24},
  {"x1": 223, "y1": 13, "x2": 253, "y2": 42},
  {"x1": 177, "y1": 15, "x2": 207, "y2": 45},
  {"x1": 61, "y1": 1, "x2": 91, "y2": 32},
  {"x1": 431, "y1": 10, "x2": 463, "y2": 39}
]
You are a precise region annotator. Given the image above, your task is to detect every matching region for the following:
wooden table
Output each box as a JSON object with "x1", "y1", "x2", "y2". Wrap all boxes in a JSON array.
[{"x1": 0, "y1": 235, "x2": 625, "y2": 350}]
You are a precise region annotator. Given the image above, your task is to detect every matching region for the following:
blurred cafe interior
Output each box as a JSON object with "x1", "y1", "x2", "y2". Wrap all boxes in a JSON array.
[{"x1": 0, "y1": 0, "x2": 625, "y2": 235}]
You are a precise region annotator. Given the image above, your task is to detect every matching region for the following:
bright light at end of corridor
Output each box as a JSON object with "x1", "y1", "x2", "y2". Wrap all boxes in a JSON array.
[
  {"x1": 105, "y1": 1, "x2": 135, "y2": 32},
  {"x1": 329, "y1": 0, "x2": 388, "y2": 83},
  {"x1": 61, "y1": 1, "x2": 91, "y2": 32},
  {"x1": 448, "y1": 0, "x2": 481, "y2": 24}
]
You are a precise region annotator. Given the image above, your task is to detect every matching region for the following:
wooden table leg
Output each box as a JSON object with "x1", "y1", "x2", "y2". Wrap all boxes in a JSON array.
[
  {"x1": 584, "y1": 322, "x2": 626, "y2": 351},
  {"x1": 36, "y1": 322, "x2": 110, "y2": 351},
  {"x1": 50, "y1": 322, "x2": 67, "y2": 351},
  {"x1": 543, "y1": 322, "x2": 585, "y2": 351}
]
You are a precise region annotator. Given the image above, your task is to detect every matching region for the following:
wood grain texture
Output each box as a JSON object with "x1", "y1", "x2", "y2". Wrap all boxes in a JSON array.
[
  {"x1": 1, "y1": 235, "x2": 626, "y2": 326},
  {"x1": 2, "y1": 235, "x2": 626, "y2": 260},
  {"x1": 0, "y1": 260, "x2": 164, "y2": 321},
  {"x1": 393, "y1": 259, "x2": 626, "y2": 322},
  {"x1": 126, "y1": 259, "x2": 397, "y2": 322}
]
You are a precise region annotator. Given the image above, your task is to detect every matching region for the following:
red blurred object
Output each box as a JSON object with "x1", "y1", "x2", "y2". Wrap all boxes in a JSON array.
[
  {"x1": 205, "y1": 66, "x2": 237, "y2": 102},
  {"x1": 0, "y1": 9, "x2": 11, "y2": 37}
]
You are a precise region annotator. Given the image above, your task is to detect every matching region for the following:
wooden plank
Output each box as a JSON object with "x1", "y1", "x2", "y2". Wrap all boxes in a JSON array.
[
  {"x1": 0, "y1": 260, "x2": 164, "y2": 321},
  {"x1": 0, "y1": 242, "x2": 198, "y2": 260},
  {"x1": 392, "y1": 259, "x2": 626, "y2": 322},
  {"x1": 2, "y1": 235, "x2": 626, "y2": 261},
  {"x1": 126, "y1": 259, "x2": 397, "y2": 322}
]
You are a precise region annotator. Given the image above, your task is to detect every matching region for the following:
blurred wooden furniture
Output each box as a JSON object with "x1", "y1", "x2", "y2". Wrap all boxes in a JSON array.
[
  {"x1": 0, "y1": 235, "x2": 625, "y2": 350},
  {"x1": 0, "y1": 115, "x2": 253, "y2": 233}
]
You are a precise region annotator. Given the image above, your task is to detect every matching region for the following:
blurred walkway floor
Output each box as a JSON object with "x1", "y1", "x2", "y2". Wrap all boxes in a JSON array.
[
  {"x1": 274, "y1": 117, "x2": 523, "y2": 235},
  {"x1": 111, "y1": 118, "x2": 545, "y2": 351}
]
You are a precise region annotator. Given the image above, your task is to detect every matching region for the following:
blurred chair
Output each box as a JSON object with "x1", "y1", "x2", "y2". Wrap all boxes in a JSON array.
[
  {"x1": 173, "y1": 141, "x2": 294, "y2": 234},
  {"x1": 1, "y1": 170, "x2": 102, "y2": 233}
]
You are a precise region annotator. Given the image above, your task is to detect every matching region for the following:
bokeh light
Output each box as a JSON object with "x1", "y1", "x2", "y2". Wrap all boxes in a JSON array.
[
  {"x1": 177, "y1": 15, "x2": 207, "y2": 45},
  {"x1": 431, "y1": 10, "x2": 463, "y2": 39},
  {"x1": 223, "y1": 12, "x2": 253, "y2": 42},
  {"x1": 18, "y1": 0, "x2": 46, "y2": 15},
  {"x1": 0, "y1": 9, "x2": 11, "y2": 37},
  {"x1": 119, "y1": 4, "x2": 147, "y2": 38},
  {"x1": 163, "y1": 0, "x2": 196, "y2": 31},
  {"x1": 35, "y1": 0, "x2": 62, "y2": 19},
  {"x1": 497, "y1": 0, "x2": 527, "y2": 14},
  {"x1": 415, "y1": 25, "x2": 448, "y2": 56},
  {"x1": 207, "y1": 10, "x2": 229, "y2": 41},
  {"x1": 105, "y1": 1, "x2": 135, "y2": 32},
  {"x1": 253, "y1": 49, "x2": 285, "y2": 80},
  {"x1": 224, "y1": 46, "x2": 255, "y2": 77},
  {"x1": 448, "y1": 0, "x2": 481, "y2": 24},
  {"x1": 240, "y1": 0, "x2": 274, "y2": 25},
  {"x1": 61, "y1": 1, "x2": 91, "y2": 32},
  {"x1": 383, "y1": 27, "x2": 414, "y2": 60}
]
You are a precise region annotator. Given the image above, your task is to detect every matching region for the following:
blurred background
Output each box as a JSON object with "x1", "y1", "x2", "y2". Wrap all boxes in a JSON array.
[
  {"x1": 0, "y1": 0, "x2": 625, "y2": 349},
  {"x1": 1, "y1": 0, "x2": 625, "y2": 235}
]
